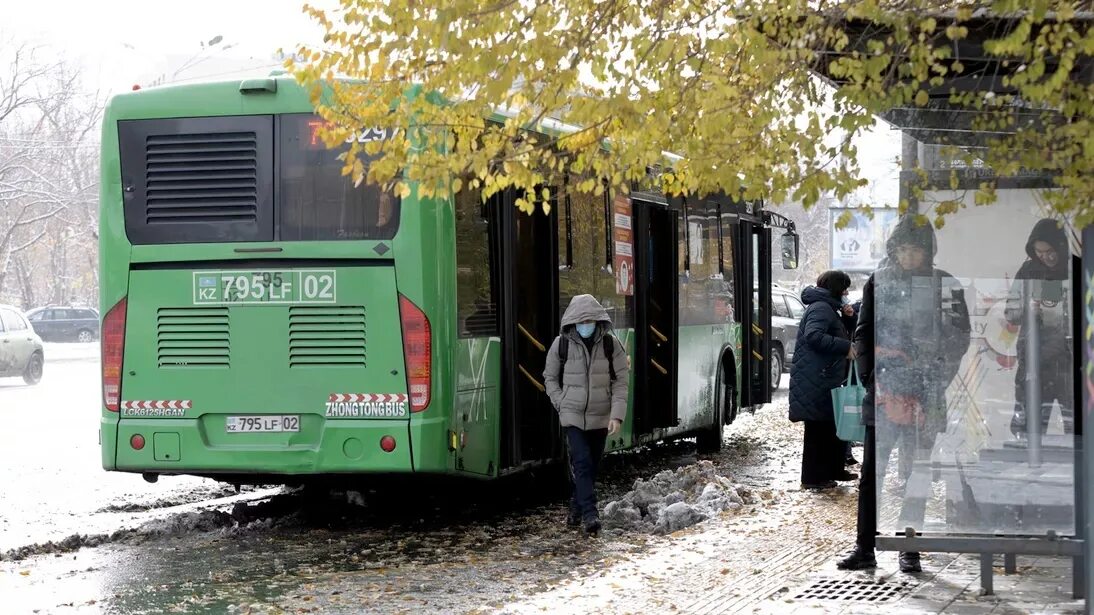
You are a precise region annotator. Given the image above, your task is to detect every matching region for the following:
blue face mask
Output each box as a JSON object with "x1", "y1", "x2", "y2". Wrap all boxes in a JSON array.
[
  {"x1": 576, "y1": 323, "x2": 597, "y2": 339},
  {"x1": 841, "y1": 296, "x2": 851, "y2": 306}
]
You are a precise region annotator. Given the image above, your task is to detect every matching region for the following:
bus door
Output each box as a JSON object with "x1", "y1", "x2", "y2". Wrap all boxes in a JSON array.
[
  {"x1": 496, "y1": 191, "x2": 561, "y2": 467},
  {"x1": 735, "y1": 218, "x2": 773, "y2": 408},
  {"x1": 632, "y1": 198, "x2": 679, "y2": 432}
]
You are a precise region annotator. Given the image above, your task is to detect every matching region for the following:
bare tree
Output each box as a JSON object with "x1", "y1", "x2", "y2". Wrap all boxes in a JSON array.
[
  {"x1": 0, "y1": 36, "x2": 102, "y2": 309},
  {"x1": 771, "y1": 196, "x2": 834, "y2": 292}
]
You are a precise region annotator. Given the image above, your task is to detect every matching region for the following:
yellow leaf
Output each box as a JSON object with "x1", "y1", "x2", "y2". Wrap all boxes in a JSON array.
[{"x1": 914, "y1": 90, "x2": 929, "y2": 106}]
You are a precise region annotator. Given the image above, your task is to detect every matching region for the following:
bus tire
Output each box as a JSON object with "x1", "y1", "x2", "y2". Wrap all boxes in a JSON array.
[
  {"x1": 720, "y1": 355, "x2": 738, "y2": 425},
  {"x1": 697, "y1": 364, "x2": 731, "y2": 453}
]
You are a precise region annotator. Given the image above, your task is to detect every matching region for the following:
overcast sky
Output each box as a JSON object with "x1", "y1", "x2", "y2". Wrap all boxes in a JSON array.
[
  {"x1": 4, "y1": 0, "x2": 323, "y2": 93},
  {"x1": 2, "y1": 0, "x2": 900, "y2": 207}
]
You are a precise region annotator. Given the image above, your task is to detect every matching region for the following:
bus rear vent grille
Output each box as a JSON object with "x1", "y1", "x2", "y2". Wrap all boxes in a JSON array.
[
  {"x1": 144, "y1": 132, "x2": 258, "y2": 225},
  {"x1": 289, "y1": 306, "x2": 366, "y2": 368},
  {"x1": 156, "y1": 307, "x2": 230, "y2": 368}
]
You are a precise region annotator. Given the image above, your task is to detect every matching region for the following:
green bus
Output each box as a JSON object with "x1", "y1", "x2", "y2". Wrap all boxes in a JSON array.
[{"x1": 98, "y1": 76, "x2": 798, "y2": 483}]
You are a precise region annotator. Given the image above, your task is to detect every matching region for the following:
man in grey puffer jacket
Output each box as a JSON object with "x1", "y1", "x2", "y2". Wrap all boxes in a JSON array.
[{"x1": 544, "y1": 294, "x2": 630, "y2": 535}]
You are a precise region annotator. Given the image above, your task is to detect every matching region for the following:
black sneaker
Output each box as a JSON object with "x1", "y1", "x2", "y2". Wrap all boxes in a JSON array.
[
  {"x1": 802, "y1": 481, "x2": 838, "y2": 491},
  {"x1": 899, "y1": 551, "x2": 922, "y2": 573},
  {"x1": 836, "y1": 546, "x2": 877, "y2": 570},
  {"x1": 835, "y1": 471, "x2": 859, "y2": 482},
  {"x1": 583, "y1": 516, "x2": 602, "y2": 536}
]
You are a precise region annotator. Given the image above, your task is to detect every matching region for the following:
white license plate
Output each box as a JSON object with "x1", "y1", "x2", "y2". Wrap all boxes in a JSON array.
[{"x1": 225, "y1": 415, "x2": 300, "y2": 433}]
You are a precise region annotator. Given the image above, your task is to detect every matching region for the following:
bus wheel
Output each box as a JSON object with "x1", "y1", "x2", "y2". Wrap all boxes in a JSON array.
[{"x1": 697, "y1": 367, "x2": 730, "y2": 453}]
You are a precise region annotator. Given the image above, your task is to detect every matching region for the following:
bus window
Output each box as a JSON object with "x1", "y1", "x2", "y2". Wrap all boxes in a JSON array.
[
  {"x1": 560, "y1": 184, "x2": 633, "y2": 330},
  {"x1": 456, "y1": 185, "x2": 498, "y2": 337},
  {"x1": 680, "y1": 199, "x2": 725, "y2": 325},
  {"x1": 719, "y1": 207, "x2": 736, "y2": 321},
  {"x1": 278, "y1": 114, "x2": 400, "y2": 241}
]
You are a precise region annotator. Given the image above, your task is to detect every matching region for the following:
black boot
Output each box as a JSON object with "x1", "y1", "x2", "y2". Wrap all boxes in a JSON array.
[
  {"x1": 566, "y1": 510, "x2": 581, "y2": 528},
  {"x1": 837, "y1": 546, "x2": 877, "y2": 570},
  {"x1": 899, "y1": 551, "x2": 922, "y2": 573},
  {"x1": 802, "y1": 480, "x2": 838, "y2": 491},
  {"x1": 834, "y1": 471, "x2": 859, "y2": 482},
  {"x1": 583, "y1": 515, "x2": 602, "y2": 536}
]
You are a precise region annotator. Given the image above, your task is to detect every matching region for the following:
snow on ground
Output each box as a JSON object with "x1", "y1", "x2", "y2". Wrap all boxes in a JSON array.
[{"x1": 602, "y1": 460, "x2": 777, "y2": 534}]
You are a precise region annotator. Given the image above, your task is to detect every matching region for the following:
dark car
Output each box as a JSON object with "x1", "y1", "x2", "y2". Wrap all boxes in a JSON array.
[
  {"x1": 769, "y1": 285, "x2": 807, "y2": 390},
  {"x1": 0, "y1": 304, "x2": 44, "y2": 384},
  {"x1": 25, "y1": 306, "x2": 100, "y2": 343}
]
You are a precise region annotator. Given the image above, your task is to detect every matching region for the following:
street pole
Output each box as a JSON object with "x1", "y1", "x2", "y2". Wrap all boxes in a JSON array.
[
  {"x1": 1025, "y1": 279, "x2": 1042, "y2": 467},
  {"x1": 1082, "y1": 230, "x2": 1093, "y2": 613}
]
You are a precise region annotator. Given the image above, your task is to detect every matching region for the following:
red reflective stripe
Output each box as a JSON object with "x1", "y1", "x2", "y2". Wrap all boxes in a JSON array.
[{"x1": 120, "y1": 400, "x2": 192, "y2": 410}]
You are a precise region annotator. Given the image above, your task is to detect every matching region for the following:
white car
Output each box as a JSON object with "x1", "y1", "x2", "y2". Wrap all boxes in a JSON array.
[{"x1": 0, "y1": 304, "x2": 44, "y2": 384}]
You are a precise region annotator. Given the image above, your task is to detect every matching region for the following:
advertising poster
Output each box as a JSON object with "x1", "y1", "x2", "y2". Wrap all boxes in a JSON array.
[
  {"x1": 612, "y1": 195, "x2": 634, "y2": 296},
  {"x1": 829, "y1": 207, "x2": 899, "y2": 272}
]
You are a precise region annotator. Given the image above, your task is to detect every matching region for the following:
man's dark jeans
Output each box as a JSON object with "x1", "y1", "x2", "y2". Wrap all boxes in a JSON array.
[{"x1": 565, "y1": 426, "x2": 608, "y2": 521}]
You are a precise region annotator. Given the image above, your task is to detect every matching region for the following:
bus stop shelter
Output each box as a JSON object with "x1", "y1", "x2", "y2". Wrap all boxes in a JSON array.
[{"x1": 808, "y1": 11, "x2": 1093, "y2": 604}]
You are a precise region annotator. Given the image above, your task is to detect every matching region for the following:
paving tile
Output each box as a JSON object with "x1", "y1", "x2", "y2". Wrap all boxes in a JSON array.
[{"x1": 940, "y1": 602, "x2": 998, "y2": 614}]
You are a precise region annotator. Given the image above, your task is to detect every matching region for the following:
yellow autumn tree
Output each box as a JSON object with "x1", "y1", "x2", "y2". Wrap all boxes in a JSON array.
[{"x1": 290, "y1": 0, "x2": 1093, "y2": 224}]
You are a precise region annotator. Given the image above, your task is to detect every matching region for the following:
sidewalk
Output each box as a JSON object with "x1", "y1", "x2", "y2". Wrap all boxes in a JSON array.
[
  {"x1": 768, "y1": 552, "x2": 1082, "y2": 614},
  {"x1": 494, "y1": 403, "x2": 1084, "y2": 614}
]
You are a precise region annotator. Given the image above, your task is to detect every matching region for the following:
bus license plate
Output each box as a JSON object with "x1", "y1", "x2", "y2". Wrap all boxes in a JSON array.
[
  {"x1": 225, "y1": 416, "x2": 301, "y2": 433},
  {"x1": 193, "y1": 270, "x2": 337, "y2": 305}
]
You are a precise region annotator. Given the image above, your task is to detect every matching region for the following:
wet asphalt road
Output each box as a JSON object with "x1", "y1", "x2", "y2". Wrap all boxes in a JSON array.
[
  {"x1": 0, "y1": 351, "x2": 267, "y2": 552},
  {"x1": 2, "y1": 358, "x2": 796, "y2": 614}
]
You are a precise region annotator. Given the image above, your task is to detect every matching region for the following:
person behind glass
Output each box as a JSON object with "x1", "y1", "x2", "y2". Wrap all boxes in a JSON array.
[
  {"x1": 1006, "y1": 218, "x2": 1073, "y2": 439},
  {"x1": 788, "y1": 270, "x2": 858, "y2": 490},
  {"x1": 838, "y1": 216, "x2": 971, "y2": 573},
  {"x1": 543, "y1": 294, "x2": 629, "y2": 536}
]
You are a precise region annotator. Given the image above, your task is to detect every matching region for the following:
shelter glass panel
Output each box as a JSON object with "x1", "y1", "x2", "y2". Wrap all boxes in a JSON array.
[{"x1": 874, "y1": 193, "x2": 1078, "y2": 537}]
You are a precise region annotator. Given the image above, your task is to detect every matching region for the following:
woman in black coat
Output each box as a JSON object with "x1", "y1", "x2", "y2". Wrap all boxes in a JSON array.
[{"x1": 788, "y1": 270, "x2": 857, "y2": 489}]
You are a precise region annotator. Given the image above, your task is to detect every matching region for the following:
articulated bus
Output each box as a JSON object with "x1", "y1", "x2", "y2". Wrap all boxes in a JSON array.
[{"x1": 98, "y1": 76, "x2": 799, "y2": 483}]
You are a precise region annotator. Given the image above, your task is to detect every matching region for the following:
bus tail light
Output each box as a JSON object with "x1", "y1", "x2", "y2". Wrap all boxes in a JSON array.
[
  {"x1": 398, "y1": 294, "x2": 431, "y2": 413},
  {"x1": 102, "y1": 297, "x2": 127, "y2": 412}
]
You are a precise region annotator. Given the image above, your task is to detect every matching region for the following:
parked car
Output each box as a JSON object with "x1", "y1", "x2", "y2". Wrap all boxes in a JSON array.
[
  {"x1": 0, "y1": 304, "x2": 44, "y2": 384},
  {"x1": 769, "y1": 285, "x2": 807, "y2": 391},
  {"x1": 25, "y1": 306, "x2": 100, "y2": 343}
]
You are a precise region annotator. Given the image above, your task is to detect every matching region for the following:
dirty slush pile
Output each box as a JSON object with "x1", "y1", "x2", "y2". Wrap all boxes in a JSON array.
[{"x1": 601, "y1": 460, "x2": 770, "y2": 534}]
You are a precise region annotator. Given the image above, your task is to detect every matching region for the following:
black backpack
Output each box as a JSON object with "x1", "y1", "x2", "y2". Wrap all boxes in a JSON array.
[{"x1": 557, "y1": 332, "x2": 617, "y2": 384}]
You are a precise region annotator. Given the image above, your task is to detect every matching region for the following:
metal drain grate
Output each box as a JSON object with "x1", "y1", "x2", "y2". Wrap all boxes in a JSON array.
[{"x1": 793, "y1": 578, "x2": 911, "y2": 603}]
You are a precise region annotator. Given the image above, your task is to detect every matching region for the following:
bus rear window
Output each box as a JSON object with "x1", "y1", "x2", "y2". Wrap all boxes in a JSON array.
[{"x1": 278, "y1": 114, "x2": 399, "y2": 241}]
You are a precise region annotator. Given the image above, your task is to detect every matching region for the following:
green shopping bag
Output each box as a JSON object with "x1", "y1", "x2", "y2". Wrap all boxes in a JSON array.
[{"x1": 831, "y1": 362, "x2": 866, "y2": 443}]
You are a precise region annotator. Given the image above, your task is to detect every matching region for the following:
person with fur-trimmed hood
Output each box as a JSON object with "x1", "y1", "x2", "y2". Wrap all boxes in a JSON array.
[
  {"x1": 837, "y1": 215, "x2": 971, "y2": 574},
  {"x1": 1005, "y1": 218, "x2": 1073, "y2": 438}
]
